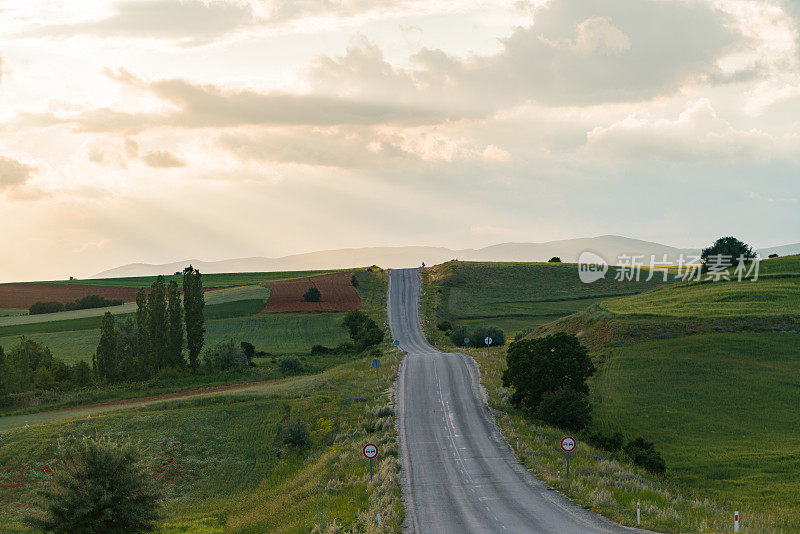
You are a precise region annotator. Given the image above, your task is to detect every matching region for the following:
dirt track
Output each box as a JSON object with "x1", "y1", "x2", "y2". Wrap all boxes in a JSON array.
[{"x1": 265, "y1": 271, "x2": 360, "y2": 312}]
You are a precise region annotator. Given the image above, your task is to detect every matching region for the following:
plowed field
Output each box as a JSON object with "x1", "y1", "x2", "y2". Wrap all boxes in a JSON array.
[
  {"x1": 0, "y1": 283, "x2": 141, "y2": 308},
  {"x1": 265, "y1": 272, "x2": 360, "y2": 312}
]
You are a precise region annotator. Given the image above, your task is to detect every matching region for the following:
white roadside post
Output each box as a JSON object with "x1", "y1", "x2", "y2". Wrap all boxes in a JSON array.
[
  {"x1": 734, "y1": 511, "x2": 739, "y2": 532},
  {"x1": 636, "y1": 502, "x2": 640, "y2": 525}
]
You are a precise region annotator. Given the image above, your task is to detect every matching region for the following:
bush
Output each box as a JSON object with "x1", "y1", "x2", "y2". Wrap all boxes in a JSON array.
[
  {"x1": 588, "y1": 431, "x2": 624, "y2": 452},
  {"x1": 623, "y1": 437, "x2": 666, "y2": 475},
  {"x1": 203, "y1": 339, "x2": 247, "y2": 371},
  {"x1": 450, "y1": 325, "x2": 470, "y2": 346},
  {"x1": 303, "y1": 287, "x2": 321, "y2": 302},
  {"x1": 29, "y1": 301, "x2": 65, "y2": 315},
  {"x1": 342, "y1": 310, "x2": 384, "y2": 351},
  {"x1": 311, "y1": 344, "x2": 333, "y2": 355},
  {"x1": 72, "y1": 360, "x2": 92, "y2": 387},
  {"x1": 278, "y1": 355, "x2": 304, "y2": 374},
  {"x1": 501, "y1": 333, "x2": 595, "y2": 412},
  {"x1": 768, "y1": 253, "x2": 779, "y2": 258},
  {"x1": 548, "y1": 256, "x2": 561, "y2": 262},
  {"x1": 450, "y1": 325, "x2": 506, "y2": 348},
  {"x1": 436, "y1": 321, "x2": 453, "y2": 332},
  {"x1": 65, "y1": 294, "x2": 124, "y2": 311},
  {"x1": 282, "y1": 419, "x2": 311, "y2": 448},
  {"x1": 350, "y1": 273, "x2": 359, "y2": 287},
  {"x1": 240, "y1": 341, "x2": 256, "y2": 366},
  {"x1": 25, "y1": 436, "x2": 160, "y2": 533},
  {"x1": 537, "y1": 386, "x2": 591, "y2": 431}
]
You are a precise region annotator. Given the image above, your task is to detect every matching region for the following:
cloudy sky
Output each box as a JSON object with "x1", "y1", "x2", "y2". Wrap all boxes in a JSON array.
[{"x1": 1, "y1": 0, "x2": 799, "y2": 281}]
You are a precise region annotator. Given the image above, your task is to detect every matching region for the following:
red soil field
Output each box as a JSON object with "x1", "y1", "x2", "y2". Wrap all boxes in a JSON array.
[
  {"x1": 265, "y1": 271, "x2": 361, "y2": 312},
  {"x1": 0, "y1": 284, "x2": 141, "y2": 309}
]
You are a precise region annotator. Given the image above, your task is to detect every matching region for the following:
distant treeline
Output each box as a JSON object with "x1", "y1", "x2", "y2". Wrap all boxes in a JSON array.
[{"x1": 29, "y1": 295, "x2": 124, "y2": 315}]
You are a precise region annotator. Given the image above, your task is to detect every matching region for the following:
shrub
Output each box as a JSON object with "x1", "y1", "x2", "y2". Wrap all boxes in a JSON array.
[
  {"x1": 350, "y1": 273, "x2": 359, "y2": 287},
  {"x1": 65, "y1": 294, "x2": 124, "y2": 311},
  {"x1": 588, "y1": 431, "x2": 624, "y2": 452},
  {"x1": 548, "y1": 256, "x2": 561, "y2": 262},
  {"x1": 450, "y1": 325, "x2": 470, "y2": 346},
  {"x1": 501, "y1": 333, "x2": 595, "y2": 412},
  {"x1": 203, "y1": 339, "x2": 247, "y2": 371},
  {"x1": 240, "y1": 341, "x2": 256, "y2": 366},
  {"x1": 33, "y1": 366, "x2": 57, "y2": 390},
  {"x1": 72, "y1": 360, "x2": 92, "y2": 387},
  {"x1": 29, "y1": 301, "x2": 65, "y2": 315},
  {"x1": 282, "y1": 419, "x2": 311, "y2": 448},
  {"x1": 537, "y1": 386, "x2": 591, "y2": 431},
  {"x1": 436, "y1": 321, "x2": 453, "y2": 332},
  {"x1": 342, "y1": 310, "x2": 383, "y2": 351},
  {"x1": 472, "y1": 326, "x2": 506, "y2": 347},
  {"x1": 623, "y1": 437, "x2": 666, "y2": 475},
  {"x1": 278, "y1": 355, "x2": 304, "y2": 374},
  {"x1": 25, "y1": 436, "x2": 160, "y2": 533},
  {"x1": 768, "y1": 253, "x2": 779, "y2": 258},
  {"x1": 311, "y1": 344, "x2": 333, "y2": 355},
  {"x1": 303, "y1": 287, "x2": 321, "y2": 302}
]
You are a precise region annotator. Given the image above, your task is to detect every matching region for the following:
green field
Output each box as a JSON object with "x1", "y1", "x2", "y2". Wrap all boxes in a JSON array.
[
  {"x1": 0, "y1": 352, "x2": 403, "y2": 533},
  {"x1": 424, "y1": 261, "x2": 670, "y2": 338},
  {"x1": 0, "y1": 309, "x2": 26, "y2": 317},
  {"x1": 37, "y1": 270, "x2": 341, "y2": 289},
  {"x1": 591, "y1": 332, "x2": 800, "y2": 522}
]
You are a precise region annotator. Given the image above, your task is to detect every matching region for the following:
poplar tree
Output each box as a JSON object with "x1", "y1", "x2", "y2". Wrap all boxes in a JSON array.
[
  {"x1": 166, "y1": 280, "x2": 184, "y2": 368},
  {"x1": 135, "y1": 288, "x2": 150, "y2": 368},
  {"x1": 93, "y1": 312, "x2": 117, "y2": 383},
  {"x1": 147, "y1": 276, "x2": 167, "y2": 371},
  {"x1": 183, "y1": 266, "x2": 205, "y2": 374}
]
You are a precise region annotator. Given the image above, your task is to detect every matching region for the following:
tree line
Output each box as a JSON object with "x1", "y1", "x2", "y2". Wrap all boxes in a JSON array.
[{"x1": 94, "y1": 266, "x2": 205, "y2": 383}]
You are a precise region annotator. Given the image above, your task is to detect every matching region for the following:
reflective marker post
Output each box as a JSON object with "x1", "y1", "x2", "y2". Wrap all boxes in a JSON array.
[
  {"x1": 734, "y1": 511, "x2": 739, "y2": 532},
  {"x1": 636, "y1": 502, "x2": 640, "y2": 525}
]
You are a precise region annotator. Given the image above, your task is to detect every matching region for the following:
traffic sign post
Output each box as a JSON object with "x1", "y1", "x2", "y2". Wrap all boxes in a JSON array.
[
  {"x1": 372, "y1": 358, "x2": 381, "y2": 380},
  {"x1": 485, "y1": 336, "x2": 493, "y2": 357},
  {"x1": 464, "y1": 337, "x2": 470, "y2": 348},
  {"x1": 560, "y1": 436, "x2": 576, "y2": 479},
  {"x1": 393, "y1": 339, "x2": 400, "y2": 359},
  {"x1": 363, "y1": 443, "x2": 378, "y2": 480}
]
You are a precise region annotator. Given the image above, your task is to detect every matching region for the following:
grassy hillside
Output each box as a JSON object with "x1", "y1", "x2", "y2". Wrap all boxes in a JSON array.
[
  {"x1": 424, "y1": 261, "x2": 670, "y2": 339},
  {"x1": 533, "y1": 255, "x2": 800, "y2": 528}
]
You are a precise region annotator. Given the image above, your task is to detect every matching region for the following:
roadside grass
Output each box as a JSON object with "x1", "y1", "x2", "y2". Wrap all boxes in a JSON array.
[
  {"x1": 0, "y1": 350, "x2": 403, "y2": 533},
  {"x1": 37, "y1": 270, "x2": 343, "y2": 289},
  {"x1": 420, "y1": 264, "x2": 797, "y2": 532},
  {"x1": 0, "y1": 309, "x2": 26, "y2": 317},
  {"x1": 427, "y1": 261, "x2": 671, "y2": 339}
]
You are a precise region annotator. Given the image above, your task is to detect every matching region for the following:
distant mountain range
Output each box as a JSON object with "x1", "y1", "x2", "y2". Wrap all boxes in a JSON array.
[{"x1": 93, "y1": 235, "x2": 800, "y2": 278}]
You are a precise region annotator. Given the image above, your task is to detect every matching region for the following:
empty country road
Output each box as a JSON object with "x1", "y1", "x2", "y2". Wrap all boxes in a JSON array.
[{"x1": 389, "y1": 268, "x2": 640, "y2": 534}]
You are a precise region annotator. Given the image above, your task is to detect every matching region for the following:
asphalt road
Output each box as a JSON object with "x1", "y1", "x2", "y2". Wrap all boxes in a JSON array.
[{"x1": 389, "y1": 268, "x2": 640, "y2": 534}]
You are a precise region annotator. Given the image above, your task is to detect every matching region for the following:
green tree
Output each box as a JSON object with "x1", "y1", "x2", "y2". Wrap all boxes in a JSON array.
[
  {"x1": 342, "y1": 310, "x2": 383, "y2": 351},
  {"x1": 537, "y1": 386, "x2": 592, "y2": 431},
  {"x1": 25, "y1": 435, "x2": 161, "y2": 534},
  {"x1": 2, "y1": 337, "x2": 54, "y2": 393},
  {"x1": 303, "y1": 286, "x2": 321, "y2": 302},
  {"x1": 548, "y1": 256, "x2": 561, "y2": 262},
  {"x1": 135, "y1": 288, "x2": 150, "y2": 369},
  {"x1": 701, "y1": 236, "x2": 756, "y2": 267},
  {"x1": 623, "y1": 437, "x2": 666, "y2": 475},
  {"x1": 72, "y1": 360, "x2": 92, "y2": 387},
  {"x1": 147, "y1": 276, "x2": 168, "y2": 371},
  {"x1": 183, "y1": 266, "x2": 205, "y2": 374},
  {"x1": 166, "y1": 280, "x2": 184, "y2": 368},
  {"x1": 93, "y1": 312, "x2": 118, "y2": 383},
  {"x1": 501, "y1": 333, "x2": 595, "y2": 412},
  {"x1": 240, "y1": 341, "x2": 256, "y2": 366}
]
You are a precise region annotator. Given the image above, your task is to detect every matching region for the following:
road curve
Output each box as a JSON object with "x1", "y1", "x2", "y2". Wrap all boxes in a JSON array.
[{"x1": 389, "y1": 268, "x2": 640, "y2": 534}]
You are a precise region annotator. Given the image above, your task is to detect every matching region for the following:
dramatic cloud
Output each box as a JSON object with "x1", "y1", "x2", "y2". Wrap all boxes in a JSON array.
[
  {"x1": 0, "y1": 156, "x2": 34, "y2": 191},
  {"x1": 142, "y1": 150, "x2": 185, "y2": 168}
]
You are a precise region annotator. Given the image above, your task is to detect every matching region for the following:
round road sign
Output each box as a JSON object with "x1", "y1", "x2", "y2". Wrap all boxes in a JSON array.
[
  {"x1": 485, "y1": 337, "x2": 493, "y2": 346},
  {"x1": 393, "y1": 339, "x2": 400, "y2": 346},
  {"x1": 464, "y1": 337, "x2": 470, "y2": 345},
  {"x1": 372, "y1": 358, "x2": 381, "y2": 369},
  {"x1": 560, "y1": 436, "x2": 576, "y2": 453},
  {"x1": 363, "y1": 443, "x2": 378, "y2": 459}
]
